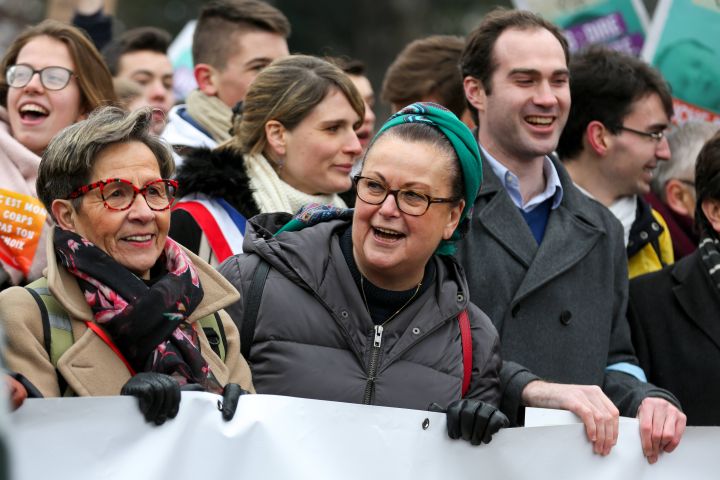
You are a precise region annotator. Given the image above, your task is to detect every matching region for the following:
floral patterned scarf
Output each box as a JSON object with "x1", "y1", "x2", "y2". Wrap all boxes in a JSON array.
[{"x1": 53, "y1": 227, "x2": 222, "y2": 393}]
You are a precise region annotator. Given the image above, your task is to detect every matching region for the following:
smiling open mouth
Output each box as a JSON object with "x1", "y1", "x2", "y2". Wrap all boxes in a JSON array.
[
  {"x1": 19, "y1": 104, "x2": 49, "y2": 121},
  {"x1": 123, "y1": 234, "x2": 154, "y2": 243},
  {"x1": 525, "y1": 116, "x2": 554, "y2": 126},
  {"x1": 373, "y1": 226, "x2": 405, "y2": 241}
]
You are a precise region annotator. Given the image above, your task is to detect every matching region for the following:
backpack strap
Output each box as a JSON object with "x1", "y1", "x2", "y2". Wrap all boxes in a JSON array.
[
  {"x1": 458, "y1": 308, "x2": 472, "y2": 398},
  {"x1": 25, "y1": 277, "x2": 73, "y2": 395},
  {"x1": 199, "y1": 312, "x2": 227, "y2": 362},
  {"x1": 241, "y1": 258, "x2": 271, "y2": 360},
  {"x1": 24, "y1": 284, "x2": 51, "y2": 357}
]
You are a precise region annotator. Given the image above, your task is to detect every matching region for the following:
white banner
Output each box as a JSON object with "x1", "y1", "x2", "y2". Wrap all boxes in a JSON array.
[{"x1": 9, "y1": 394, "x2": 720, "y2": 479}]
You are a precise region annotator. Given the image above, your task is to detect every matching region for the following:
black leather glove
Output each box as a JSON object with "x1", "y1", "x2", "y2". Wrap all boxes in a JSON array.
[
  {"x1": 444, "y1": 399, "x2": 509, "y2": 445},
  {"x1": 218, "y1": 383, "x2": 249, "y2": 421},
  {"x1": 120, "y1": 372, "x2": 181, "y2": 426}
]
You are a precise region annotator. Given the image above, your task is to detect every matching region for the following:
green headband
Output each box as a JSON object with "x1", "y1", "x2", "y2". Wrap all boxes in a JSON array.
[{"x1": 373, "y1": 102, "x2": 483, "y2": 255}]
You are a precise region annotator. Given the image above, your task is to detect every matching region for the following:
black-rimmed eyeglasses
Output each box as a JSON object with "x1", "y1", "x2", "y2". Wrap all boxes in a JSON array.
[
  {"x1": 5, "y1": 64, "x2": 76, "y2": 91},
  {"x1": 615, "y1": 125, "x2": 666, "y2": 142},
  {"x1": 353, "y1": 175, "x2": 458, "y2": 216}
]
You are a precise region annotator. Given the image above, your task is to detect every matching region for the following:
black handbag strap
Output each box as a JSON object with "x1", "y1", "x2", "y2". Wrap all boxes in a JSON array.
[{"x1": 240, "y1": 258, "x2": 270, "y2": 359}]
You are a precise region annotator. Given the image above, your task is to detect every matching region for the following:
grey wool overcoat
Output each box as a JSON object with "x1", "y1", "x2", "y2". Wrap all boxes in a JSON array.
[{"x1": 456, "y1": 155, "x2": 680, "y2": 424}]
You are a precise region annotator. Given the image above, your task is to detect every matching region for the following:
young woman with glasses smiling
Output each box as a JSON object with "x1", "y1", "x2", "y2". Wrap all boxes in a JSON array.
[
  {"x1": 219, "y1": 103, "x2": 508, "y2": 446},
  {"x1": 0, "y1": 20, "x2": 115, "y2": 292},
  {"x1": 0, "y1": 106, "x2": 253, "y2": 424}
]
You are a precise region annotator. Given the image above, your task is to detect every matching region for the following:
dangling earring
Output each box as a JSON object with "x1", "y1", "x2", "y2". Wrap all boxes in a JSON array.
[{"x1": 275, "y1": 157, "x2": 285, "y2": 170}]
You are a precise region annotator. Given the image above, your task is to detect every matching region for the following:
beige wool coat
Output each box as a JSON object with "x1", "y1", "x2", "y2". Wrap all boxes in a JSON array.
[{"x1": 0, "y1": 233, "x2": 254, "y2": 398}]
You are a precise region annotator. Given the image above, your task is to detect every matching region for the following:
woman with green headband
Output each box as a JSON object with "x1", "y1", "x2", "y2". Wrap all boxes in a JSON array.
[{"x1": 219, "y1": 102, "x2": 508, "y2": 445}]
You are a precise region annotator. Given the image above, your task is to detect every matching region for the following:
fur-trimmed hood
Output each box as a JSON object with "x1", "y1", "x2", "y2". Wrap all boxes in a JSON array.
[{"x1": 175, "y1": 147, "x2": 260, "y2": 219}]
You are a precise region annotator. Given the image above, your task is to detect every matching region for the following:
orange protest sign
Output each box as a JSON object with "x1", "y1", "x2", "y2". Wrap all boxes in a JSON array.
[{"x1": 0, "y1": 189, "x2": 47, "y2": 277}]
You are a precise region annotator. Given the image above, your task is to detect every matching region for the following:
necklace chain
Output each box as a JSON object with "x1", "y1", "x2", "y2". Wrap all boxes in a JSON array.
[{"x1": 360, "y1": 275, "x2": 422, "y2": 326}]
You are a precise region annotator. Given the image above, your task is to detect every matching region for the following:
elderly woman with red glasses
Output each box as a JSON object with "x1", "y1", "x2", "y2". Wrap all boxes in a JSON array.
[{"x1": 0, "y1": 106, "x2": 253, "y2": 425}]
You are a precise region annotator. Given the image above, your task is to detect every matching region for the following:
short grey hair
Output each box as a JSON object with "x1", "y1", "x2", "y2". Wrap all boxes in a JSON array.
[
  {"x1": 653, "y1": 121, "x2": 720, "y2": 200},
  {"x1": 37, "y1": 106, "x2": 175, "y2": 219}
]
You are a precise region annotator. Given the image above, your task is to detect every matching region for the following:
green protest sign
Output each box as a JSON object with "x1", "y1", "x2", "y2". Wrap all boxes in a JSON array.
[{"x1": 642, "y1": 0, "x2": 720, "y2": 121}]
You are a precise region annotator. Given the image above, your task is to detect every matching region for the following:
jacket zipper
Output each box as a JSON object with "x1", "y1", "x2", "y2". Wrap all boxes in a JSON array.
[
  {"x1": 362, "y1": 325, "x2": 384, "y2": 404},
  {"x1": 360, "y1": 309, "x2": 462, "y2": 404}
]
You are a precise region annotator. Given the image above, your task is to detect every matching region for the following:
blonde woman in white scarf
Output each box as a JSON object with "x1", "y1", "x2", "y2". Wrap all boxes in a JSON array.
[{"x1": 171, "y1": 55, "x2": 364, "y2": 266}]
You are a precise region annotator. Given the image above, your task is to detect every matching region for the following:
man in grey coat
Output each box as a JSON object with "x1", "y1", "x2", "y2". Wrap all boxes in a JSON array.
[{"x1": 456, "y1": 8, "x2": 686, "y2": 464}]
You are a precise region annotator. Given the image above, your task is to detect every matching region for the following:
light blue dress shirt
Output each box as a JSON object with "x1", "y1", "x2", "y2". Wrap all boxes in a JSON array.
[{"x1": 480, "y1": 146, "x2": 563, "y2": 213}]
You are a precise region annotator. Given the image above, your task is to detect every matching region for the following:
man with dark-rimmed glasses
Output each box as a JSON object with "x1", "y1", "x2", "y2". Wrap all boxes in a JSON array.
[{"x1": 558, "y1": 45, "x2": 675, "y2": 279}]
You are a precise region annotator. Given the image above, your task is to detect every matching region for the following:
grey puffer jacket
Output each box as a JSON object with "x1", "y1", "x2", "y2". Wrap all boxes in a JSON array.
[{"x1": 218, "y1": 213, "x2": 502, "y2": 410}]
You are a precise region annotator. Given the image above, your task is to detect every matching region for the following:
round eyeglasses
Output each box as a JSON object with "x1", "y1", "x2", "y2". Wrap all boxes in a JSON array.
[
  {"x1": 68, "y1": 178, "x2": 178, "y2": 211},
  {"x1": 5, "y1": 64, "x2": 75, "y2": 91},
  {"x1": 354, "y1": 175, "x2": 458, "y2": 216}
]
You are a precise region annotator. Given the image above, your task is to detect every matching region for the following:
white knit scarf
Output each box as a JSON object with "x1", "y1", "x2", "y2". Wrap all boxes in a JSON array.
[{"x1": 244, "y1": 152, "x2": 347, "y2": 214}]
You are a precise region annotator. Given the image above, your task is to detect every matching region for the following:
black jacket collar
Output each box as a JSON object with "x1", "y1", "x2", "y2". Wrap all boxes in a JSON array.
[{"x1": 175, "y1": 147, "x2": 260, "y2": 219}]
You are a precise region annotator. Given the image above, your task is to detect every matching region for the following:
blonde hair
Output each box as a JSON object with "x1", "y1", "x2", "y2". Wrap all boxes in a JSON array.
[{"x1": 224, "y1": 54, "x2": 364, "y2": 156}]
